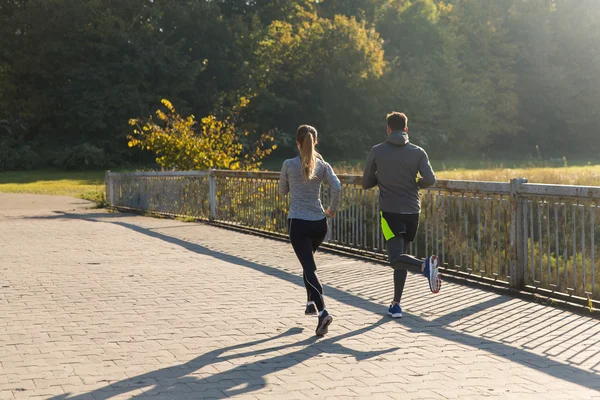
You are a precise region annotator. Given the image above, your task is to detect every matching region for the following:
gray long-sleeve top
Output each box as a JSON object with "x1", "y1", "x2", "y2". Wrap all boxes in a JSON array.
[
  {"x1": 362, "y1": 131, "x2": 435, "y2": 214},
  {"x1": 279, "y1": 156, "x2": 342, "y2": 220}
]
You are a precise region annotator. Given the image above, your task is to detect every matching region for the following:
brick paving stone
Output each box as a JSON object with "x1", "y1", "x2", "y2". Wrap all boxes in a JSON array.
[{"x1": 1, "y1": 192, "x2": 599, "y2": 399}]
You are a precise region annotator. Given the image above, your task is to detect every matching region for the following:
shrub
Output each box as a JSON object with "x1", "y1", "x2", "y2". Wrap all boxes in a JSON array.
[
  {"x1": 0, "y1": 138, "x2": 38, "y2": 170},
  {"x1": 54, "y1": 143, "x2": 107, "y2": 170},
  {"x1": 0, "y1": 120, "x2": 38, "y2": 171},
  {"x1": 128, "y1": 98, "x2": 276, "y2": 171}
]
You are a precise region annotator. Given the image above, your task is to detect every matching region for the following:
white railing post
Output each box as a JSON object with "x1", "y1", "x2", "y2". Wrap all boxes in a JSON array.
[
  {"x1": 510, "y1": 177, "x2": 527, "y2": 289},
  {"x1": 105, "y1": 170, "x2": 113, "y2": 206},
  {"x1": 208, "y1": 169, "x2": 217, "y2": 221}
]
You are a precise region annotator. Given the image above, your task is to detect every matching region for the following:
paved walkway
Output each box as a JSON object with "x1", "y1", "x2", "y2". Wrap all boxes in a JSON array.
[{"x1": 1, "y1": 193, "x2": 599, "y2": 400}]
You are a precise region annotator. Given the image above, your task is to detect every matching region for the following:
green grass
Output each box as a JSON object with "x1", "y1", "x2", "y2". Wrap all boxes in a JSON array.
[{"x1": 0, "y1": 170, "x2": 106, "y2": 202}]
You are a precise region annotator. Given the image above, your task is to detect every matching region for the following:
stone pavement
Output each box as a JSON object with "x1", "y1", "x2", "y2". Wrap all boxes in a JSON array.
[{"x1": 1, "y1": 192, "x2": 599, "y2": 400}]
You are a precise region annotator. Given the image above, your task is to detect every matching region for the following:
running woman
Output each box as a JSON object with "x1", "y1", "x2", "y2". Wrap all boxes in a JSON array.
[
  {"x1": 362, "y1": 112, "x2": 441, "y2": 318},
  {"x1": 279, "y1": 125, "x2": 342, "y2": 336}
]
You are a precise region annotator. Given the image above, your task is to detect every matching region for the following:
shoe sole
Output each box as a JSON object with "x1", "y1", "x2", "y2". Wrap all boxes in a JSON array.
[
  {"x1": 305, "y1": 312, "x2": 318, "y2": 316},
  {"x1": 434, "y1": 275, "x2": 442, "y2": 293},
  {"x1": 316, "y1": 315, "x2": 333, "y2": 336},
  {"x1": 387, "y1": 311, "x2": 403, "y2": 318},
  {"x1": 428, "y1": 255, "x2": 442, "y2": 294}
]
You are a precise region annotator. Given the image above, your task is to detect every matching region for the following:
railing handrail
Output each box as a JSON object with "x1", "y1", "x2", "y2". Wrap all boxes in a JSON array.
[{"x1": 518, "y1": 183, "x2": 600, "y2": 200}]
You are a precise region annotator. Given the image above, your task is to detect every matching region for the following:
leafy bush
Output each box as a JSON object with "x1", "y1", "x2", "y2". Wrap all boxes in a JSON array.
[
  {"x1": 54, "y1": 143, "x2": 108, "y2": 170},
  {"x1": 128, "y1": 98, "x2": 276, "y2": 171},
  {"x1": 0, "y1": 140, "x2": 37, "y2": 171},
  {"x1": 0, "y1": 120, "x2": 38, "y2": 171}
]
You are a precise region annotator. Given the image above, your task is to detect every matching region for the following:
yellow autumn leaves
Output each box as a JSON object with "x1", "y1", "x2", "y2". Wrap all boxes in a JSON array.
[{"x1": 128, "y1": 98, "x2": 276, "y2": 171}]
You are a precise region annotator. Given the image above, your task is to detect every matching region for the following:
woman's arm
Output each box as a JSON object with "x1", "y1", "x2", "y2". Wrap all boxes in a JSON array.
[
  {"x1": 324, "y1": 162, "x2": 342, "y2": 216},
  {"x1": 278, "y1": 160, "x2": 289, "y2": 195}
]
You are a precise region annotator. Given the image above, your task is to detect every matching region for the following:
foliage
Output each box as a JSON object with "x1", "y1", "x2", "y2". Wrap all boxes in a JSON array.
[
  {"x1": 0, "y1": 120, "x2": 37, "y2": 171},
  {"x1": 254, "y1": 9, "x2": 386, "y2": 154},
  {"x1": 128, "y1": 99, "x2": 276, "y2": 171},
  {"x1": 54, "y1": 144, "x2": 108, "y2": 170},
  {"x1": 79, "y1": 190, "x2": 109, "y2": 208},
  {"x1": 1, "y1": 0, "x2": 600, "y2": 169}
]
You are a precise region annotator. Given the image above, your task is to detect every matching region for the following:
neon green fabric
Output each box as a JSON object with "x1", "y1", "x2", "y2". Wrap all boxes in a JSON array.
[{"x1": 380, "y1": 211, "x2": 395, "y2": 241}]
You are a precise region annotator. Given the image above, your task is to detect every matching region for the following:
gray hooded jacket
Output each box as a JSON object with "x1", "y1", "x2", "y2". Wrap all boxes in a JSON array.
[{"x1": 362, "y1": 131, "x2": 435, "y2": 214}]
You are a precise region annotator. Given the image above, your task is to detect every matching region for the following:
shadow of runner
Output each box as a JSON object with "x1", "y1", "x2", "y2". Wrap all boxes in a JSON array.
[
  {"x1": 32, "y1": 211, "x2": 600, "y2": 392},
  {"x1": 50, "y1": 318, "x2": 396, "y2": 399}
]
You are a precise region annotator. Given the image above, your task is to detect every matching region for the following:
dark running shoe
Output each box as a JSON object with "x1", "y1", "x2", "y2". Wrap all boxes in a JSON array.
[
  {"x1": 305, "y1": 302, "x2": 317, "y2": 316},
  {"x1": 315, "y1": 310, "x2": 333, "y2": 337},
  {"x1": 387, "y1": 303, "x2": 403, "y2": 318}
]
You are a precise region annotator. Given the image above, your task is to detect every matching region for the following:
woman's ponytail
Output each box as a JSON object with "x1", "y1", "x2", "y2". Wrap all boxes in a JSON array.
[{"x1": 297, "y1": 125, "x2": 319, "y2": 181}]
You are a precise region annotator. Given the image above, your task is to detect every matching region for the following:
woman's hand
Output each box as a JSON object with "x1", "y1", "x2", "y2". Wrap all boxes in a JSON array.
[{"x1": 326, "y1": 207, "x2": 336, "y2": 219}]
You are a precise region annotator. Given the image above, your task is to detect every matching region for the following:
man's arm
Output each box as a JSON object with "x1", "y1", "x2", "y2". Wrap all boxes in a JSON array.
[
  {"x1": 362, "y1": 148, "x2": 378, "y2": 189},
  {"x1": 417, "y1": 150, "x2": 436, "y2": 188}
]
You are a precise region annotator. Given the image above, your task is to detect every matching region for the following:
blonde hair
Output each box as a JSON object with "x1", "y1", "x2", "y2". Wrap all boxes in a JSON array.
[{"x1": 296, "y1": 125, "x2": 320, "y2": 181}]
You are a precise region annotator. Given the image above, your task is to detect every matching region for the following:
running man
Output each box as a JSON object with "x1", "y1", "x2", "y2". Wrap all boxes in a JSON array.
[
  {"x1": 279, "y1": 125, "x2": 342, "y2": 336},
  {"x1": 362, "y1": 112, "x2": 441, "y2": 318}
]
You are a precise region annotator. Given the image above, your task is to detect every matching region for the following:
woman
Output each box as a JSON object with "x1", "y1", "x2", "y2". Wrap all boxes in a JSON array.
[{"x1": 279, "y1": 125, "x2": 341, "y2": 336}]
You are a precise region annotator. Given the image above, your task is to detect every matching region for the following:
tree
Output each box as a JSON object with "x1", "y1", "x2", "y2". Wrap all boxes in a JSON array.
[
  {"x1": 2, "y1": 0, "x2": 599, "y2": 169},
  {"x1": 441, "y1": 0, "x2": 519, "y2": 154},
  {"x1": 0, "y1": 0, "x2": 206, "y2": 165},
  {"x1": 502, "y1": 0, "x2": 600, "y2": 157},
  {"x1": 254, "y1": 8, "x2": 386, "y2": 156},
  {"x1": 373, "y1": 1, "x2": 494, "y2": 155}
]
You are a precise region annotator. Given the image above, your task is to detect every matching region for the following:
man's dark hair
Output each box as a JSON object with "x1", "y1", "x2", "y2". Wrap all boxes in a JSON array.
[{"x1": 386, "y1": 112, "x2": 408, "y2": 131}]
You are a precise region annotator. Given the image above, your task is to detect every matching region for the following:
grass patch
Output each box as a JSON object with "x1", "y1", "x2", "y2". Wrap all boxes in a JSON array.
[
  {"x1": 78, "y1": 190, "x2": 109, "y2": 208},
  {"x1": 175, "y1": 216, "x2": 198, "y2": 222},
  {"x1": 0, "y1": 169, "x2": 108, "y2": 206},
  {"x1": 0, "y1": 169, "x2": 105, "y2": 196}
]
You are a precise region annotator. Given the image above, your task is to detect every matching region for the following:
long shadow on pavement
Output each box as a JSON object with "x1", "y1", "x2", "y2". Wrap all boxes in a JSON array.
[
  {"x1": 50, "y1": 318, "x2": 396, "y2": 399},
  {"x1": 33, "y1": 212, "x2": 600, "y2": 394}
]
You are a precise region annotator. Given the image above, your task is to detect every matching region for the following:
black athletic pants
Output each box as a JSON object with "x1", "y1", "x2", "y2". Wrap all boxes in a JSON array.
[
  {"x1": 288, "y1": 218, "x2": 327, "y2": 311},
  {"x1": 381, "y1": 212, "x2": 422, "y2": 304}
]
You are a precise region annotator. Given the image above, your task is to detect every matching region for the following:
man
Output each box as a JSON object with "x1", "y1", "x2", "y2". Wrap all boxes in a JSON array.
[{"x1": 362, "y1": 112, "x2": 441, "y2": 318}]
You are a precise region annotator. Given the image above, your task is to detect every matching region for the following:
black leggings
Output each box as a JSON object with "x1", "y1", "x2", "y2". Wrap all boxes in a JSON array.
[
  {"x1": 381, "y1": 212, "x2": 422, "y2": 304},
  {"x1": 288, "y1": 218, "x2": 327, "y2": 311},
  {"x1": 387, "y1": 237, "x2": 423, "y2": 303}
]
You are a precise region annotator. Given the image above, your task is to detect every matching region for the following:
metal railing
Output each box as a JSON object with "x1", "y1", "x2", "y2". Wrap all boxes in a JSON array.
[{"x1": 106, "y1": 170, "x2": 600, "y2": 306}]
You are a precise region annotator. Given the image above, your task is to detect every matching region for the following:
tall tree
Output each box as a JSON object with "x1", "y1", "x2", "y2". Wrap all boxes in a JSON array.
[{"x1": 255, "y1": 8, "x2": 386, "y2": 155}]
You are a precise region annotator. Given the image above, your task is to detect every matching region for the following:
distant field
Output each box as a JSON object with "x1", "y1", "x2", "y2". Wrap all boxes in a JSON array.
[
  {"x1": 331, "y1": 163, "x2": 600, "y2": 186},
  {"x1": 270, "y1": 153, "x2": 600, "y2": 185},
  {"x1": 327, "y1": 155, "x2": 599, "y2": 171},
  {"x1": 436, "y1": 166, "x2": 600, "y2": 186}
]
